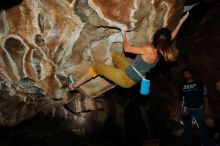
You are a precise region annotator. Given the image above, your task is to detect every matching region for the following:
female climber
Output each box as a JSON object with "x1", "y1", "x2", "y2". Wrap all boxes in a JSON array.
[{"x1": 69, "y1": 12, "x2": 189, "y2": 90}]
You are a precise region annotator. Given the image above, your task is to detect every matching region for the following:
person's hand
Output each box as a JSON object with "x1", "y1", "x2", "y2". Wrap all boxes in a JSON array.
[
  {"x1": 180, "y1": 11, "x2": 189, "y2": 24},
  {"x1": 205, "y1": 116, "x2": 215, "y2": 127}
]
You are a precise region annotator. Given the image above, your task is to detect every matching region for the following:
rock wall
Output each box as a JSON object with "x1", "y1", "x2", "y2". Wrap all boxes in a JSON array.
[{"x1": 0, "y1": 0, "x2": 184, "y2": 128}]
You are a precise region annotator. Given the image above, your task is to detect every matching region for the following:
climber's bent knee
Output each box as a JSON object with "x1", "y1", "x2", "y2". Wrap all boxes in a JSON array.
[{"x1": 88, "y1": 67, "x2": 97, "y2": 77}]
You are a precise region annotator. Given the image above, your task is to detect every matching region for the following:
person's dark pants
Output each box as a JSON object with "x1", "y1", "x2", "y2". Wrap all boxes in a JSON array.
[{"x1": 183, "y1": 107, "x2": 208, "y2": 146}]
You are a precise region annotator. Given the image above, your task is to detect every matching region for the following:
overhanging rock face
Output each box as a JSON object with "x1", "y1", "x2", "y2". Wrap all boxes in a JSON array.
[{"x1": 0, "y1": 0, "x2": 184, "y2": 126}]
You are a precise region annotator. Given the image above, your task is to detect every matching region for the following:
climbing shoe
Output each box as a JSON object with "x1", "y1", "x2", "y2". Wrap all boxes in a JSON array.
[
  {"x1": 67, "y1": 74, "x2": 78, "y2": 94},
  {"x1": 67, "y1": 74, "x2": 75, "y2": 84}
]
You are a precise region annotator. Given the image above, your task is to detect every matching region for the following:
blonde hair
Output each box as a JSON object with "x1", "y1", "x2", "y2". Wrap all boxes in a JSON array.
[
  {"x1": 152, "y1": 28, "x2": 178, "y2": 62},
  {"x1": 157, "y1": 39, "x2": 178, "y2": 62}
]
